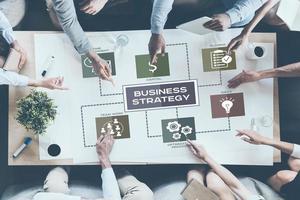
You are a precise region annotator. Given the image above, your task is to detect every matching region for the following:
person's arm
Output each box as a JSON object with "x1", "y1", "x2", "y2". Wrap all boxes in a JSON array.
[
  {"x1": 0, "y1": 10, "x2": 15, "y2": 44},
  {"x1": 51, "y1": 0, "x2": 112, "y2": 81},
  {"x1": 148, "y1": 0, "x2": 174, "y2": 64},
  {"x1": 226, "y1": 0, "x2": 267, "y2": 26},
  {"x1": 227, "y1": 0, "x2": 280, "y2": 52},
  {"x1": 236, "y1": 130, "x2": 300, "y2": 158},
  {"x1": 187, "y1": 140, "x2": 253, "y2": 200},
  {"x1": 151, "y1": 0, "x2": 174, "y2": 35},
  {"x1": 96, "y1": 134, "x2": 122, "y2": 200},
  {"x1": 228, "y1": 62, "x2": 300, "y2": 88},
  {"x1": 51, "y1": 0, "x2": 92, "y2": 54},
  {"x1": 0, "y1": 68, "x2": 29, "y2": 86}
]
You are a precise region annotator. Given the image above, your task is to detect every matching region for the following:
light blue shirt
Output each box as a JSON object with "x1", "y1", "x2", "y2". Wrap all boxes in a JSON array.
[{"x1": 151, "y1": 0, "x2": 267, "y2": 34}]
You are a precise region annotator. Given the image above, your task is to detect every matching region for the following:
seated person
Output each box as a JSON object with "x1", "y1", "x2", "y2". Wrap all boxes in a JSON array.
[
  {"x1": 33, "y1": 134, "x2": 154, "y2": 200},
  {"x1": 186, "y1": 139, "x2": 279, "y2": 200},
  {"x1": 148, "y1": 0, "x2": 270, "y2": 64},
  {"x1": 227, "y1": 61, "x2": 300, "y2": 88},
  {"x1": 0, "y1": 0, "x2": 26, "y2": 28},
  {"x1": 236, "y1": 130, "x2": 300, "y2": 200},
  {"x1": 45, "y1": 0, "x2": 112, "y2": 82}
]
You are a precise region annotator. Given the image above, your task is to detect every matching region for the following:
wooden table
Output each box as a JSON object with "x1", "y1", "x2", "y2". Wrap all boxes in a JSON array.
[{"x1": 8, "y1": 31, "x2": 281, "y2": 165}]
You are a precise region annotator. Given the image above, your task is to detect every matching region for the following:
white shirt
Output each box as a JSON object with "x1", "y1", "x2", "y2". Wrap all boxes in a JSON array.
[
  {"x1": 0, "y1": 68, "x2": 29, "y2": 86},
  {"x1": 291, "y1": 144, "x2": 300, "y2": 159},
  {"x1": 0, "y1": 10, "x2": 15, "y2": 44},
  {"x1": 32, "y1": 168, "x2": 121, "y2": 200},
  {"x1": 247, "y1": 195, "x2": 265, "y2": 200}
]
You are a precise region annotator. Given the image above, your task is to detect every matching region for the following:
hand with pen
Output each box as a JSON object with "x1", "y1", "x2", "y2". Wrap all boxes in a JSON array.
[{"x1": 86, "y1": 50, "x2": 114, "y2": 85}]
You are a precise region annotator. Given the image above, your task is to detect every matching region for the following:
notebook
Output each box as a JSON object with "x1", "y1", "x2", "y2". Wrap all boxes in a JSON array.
[{"x1": 181, "y1": 179, "x2": 219, "y2": 200}]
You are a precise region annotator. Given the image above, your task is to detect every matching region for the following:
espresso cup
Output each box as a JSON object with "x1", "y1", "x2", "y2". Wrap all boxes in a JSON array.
[{"x1": 246, "y1": 43, "x2": 266, "y2": 60}]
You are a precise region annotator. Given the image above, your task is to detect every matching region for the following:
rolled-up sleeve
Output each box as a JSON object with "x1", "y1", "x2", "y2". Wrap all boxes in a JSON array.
[
  {"x1": 226, "y1": 0, "x2": 267, "y2": 26},
  {"x1": 52, "y1": 0, "x2": 92, "y2": 54},
  {"x1": 101, "y1": 168, "x2": 122, "y2": 200},
  {"x1": 151, "y1": 0, "x2": 174, "y2": 34},
  {"x1": 0, "y1": 11, "x2": 15, "y2": 44}
]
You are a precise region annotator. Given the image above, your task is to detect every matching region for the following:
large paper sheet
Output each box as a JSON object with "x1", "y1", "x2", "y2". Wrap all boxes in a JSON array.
[{"x1": 34, "y1": 29, "x2": 274, "y2": 165}]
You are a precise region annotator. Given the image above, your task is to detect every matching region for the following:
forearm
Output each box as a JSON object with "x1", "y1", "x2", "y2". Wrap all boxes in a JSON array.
[
  {"x1": 204, "y1": 156, "x2": 251, "y2": 199},
  {"x1": 151, "y1": 0, "x2": 174, "y2": 34},
  {"x1": 52, "y1": 0, "x2": 92, "y2": 54},
  {"x1": 225, "y1": 0, "x2": 266, "y2": 26},
  {"x1": 101, "y1": 160, "x2": 122, "y2": 200},
  {"x1": 242, "y1": 0, "x2": 280, "y2": 35},
  {"x1": 258, "y1": 62, "x2": 300, "y2": 79},
  {"x1": 263, "y1": 138, "x2": 294, "y2": 155}
]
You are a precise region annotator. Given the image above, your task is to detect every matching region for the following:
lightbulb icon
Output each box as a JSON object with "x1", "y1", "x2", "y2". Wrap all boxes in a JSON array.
[{"x1": 220, "y1": 97, "x2": 235, "y2": 114}]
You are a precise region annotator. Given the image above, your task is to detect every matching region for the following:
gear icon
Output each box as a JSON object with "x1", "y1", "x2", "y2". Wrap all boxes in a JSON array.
[
  {"x1": 166, "y1": 121, "x2": 181, "y2": 132},
  {"x1": 181, "y1": 126, "x2": 193, "y2": 136},
  {"x1": 172, "y1": 133, "x2": 181, "y2": 140}
]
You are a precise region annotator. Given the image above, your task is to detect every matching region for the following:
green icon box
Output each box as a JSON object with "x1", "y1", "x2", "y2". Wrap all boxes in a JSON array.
[
  {"x1": 202, "y1": 47, "x2": 236, "y2": 72},
  {"x1": 135, "y1": 53, "x2": 170, "y2": 79},
  {"x1": 161, "y1": 117, "x2": 196, "y2": 143},
  {"x1": 81, "y1": 52, "x2": 116, "y2": 78}
]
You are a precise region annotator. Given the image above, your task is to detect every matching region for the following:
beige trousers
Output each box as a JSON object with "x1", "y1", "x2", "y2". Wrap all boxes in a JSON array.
[{"x1": 43, "y1": 167, "x2": 154, "y2": 200}]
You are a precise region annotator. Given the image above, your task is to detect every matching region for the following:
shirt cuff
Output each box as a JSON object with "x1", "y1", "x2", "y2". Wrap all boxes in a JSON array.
[
  {"x1": 75, "y1": 40, "x2": 93, "y2": 55},
  {"x1": 292, "y1": 144, "x2": 300, "y2": 159},
  {"x1": 2, "y1": 29, "x2": 15, "y2": 44},
  {"x1": 226, "y1": 8, "x2": 243, "y2": 26},
  {"x1": 101, "y1": 167, "x2": 115, "y2": 178},
  {"x1": 151, "y1": 25, "x2": 163, "y2": 35}
]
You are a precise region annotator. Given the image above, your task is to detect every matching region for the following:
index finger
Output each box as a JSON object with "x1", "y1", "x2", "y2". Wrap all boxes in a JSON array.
[{"x1": 150, "y1": 52, "x2": 158, "y2": 64}]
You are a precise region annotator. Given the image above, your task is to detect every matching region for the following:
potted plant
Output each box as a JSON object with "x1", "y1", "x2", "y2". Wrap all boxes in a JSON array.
[{"x1": 16, "y1": 89, "x2": 57, "y2": 135}]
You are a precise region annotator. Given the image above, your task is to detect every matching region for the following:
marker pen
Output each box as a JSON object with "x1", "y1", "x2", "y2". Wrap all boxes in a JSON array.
[
  {"x1": 41, "y1": 56, "x2": 55, "y2": 77},
  {"x1": 13, "y1": 137, "x2": 32, "y2": 158}
]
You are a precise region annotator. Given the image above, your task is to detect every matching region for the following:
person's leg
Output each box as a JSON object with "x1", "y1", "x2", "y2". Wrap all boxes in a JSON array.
[
  {"x1": 267, "y1": 170, "x2": 298, "y2": 192},
  {"x1": 43, "y1": 167, "x2": 70, "y2": 194},
  {"x1": 117, "y1": 171, "x2": 153, "y2": 200},
  {"x1": 186, "y1": 167, "x2": 206, "y2": 184},
  {"x1": 288, "y1": 157, "x2": 300, "y2": 172},
  {"x1": 0, "y1": 0, "x2": 26, "y2": 28},
  {"x1": 206, "y1": 170, "x2": 235, "y2": 200}
]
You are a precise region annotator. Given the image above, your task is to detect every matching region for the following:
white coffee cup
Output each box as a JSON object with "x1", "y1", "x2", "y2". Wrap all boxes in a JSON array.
[{"x1": 246, "y1": 43, "x2": 266, "y2": 60}]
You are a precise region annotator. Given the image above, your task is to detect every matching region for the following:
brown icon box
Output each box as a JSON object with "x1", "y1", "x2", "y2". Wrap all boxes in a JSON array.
[
  {"x1": 95, "y1": 115, "x2": 130, "y2": 139},
  {"x1": 210, "y1": 93, "x2": 245, "y2": 118}
]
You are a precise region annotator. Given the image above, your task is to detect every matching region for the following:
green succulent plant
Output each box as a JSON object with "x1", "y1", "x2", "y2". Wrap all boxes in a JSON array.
[{"x1": 16, "y1": 89, "x2": 57, "y2": 135}]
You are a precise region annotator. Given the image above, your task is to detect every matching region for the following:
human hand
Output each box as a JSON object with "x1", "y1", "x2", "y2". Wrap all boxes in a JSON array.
[
  {"x1": 96, "y1": 134, "x2": 114, "y2": 168},
  {"x1": 227, "y1": 31, "x2": 249, "y2": 53},
  {"x1": 236, "y1": 129, "x2": 270, "y2": 145},
  {"x1": 227, "y1": 70, "x2": 261, "y2": 88},
  {"x1": 87, "y1": 50, "x2": 112, "y2": 81},
  {"x1": 203, "y1": 14, "x2": 231, "y2": 31},
  {"x1": 187, "y1": 140, "x2": 209, "y2": 161},
  {"x1": 39, "y1": 76, "x2": 68, "y2": 90},
  {"x1": 148, "y1": 33, "x2": 165, "y2": 64},
  {"x1": 80, "y1": 0, "x2": 108, "y2": 15},
  {"x1": 11, "y1": 40, "x2": 27, "y2": 70}
]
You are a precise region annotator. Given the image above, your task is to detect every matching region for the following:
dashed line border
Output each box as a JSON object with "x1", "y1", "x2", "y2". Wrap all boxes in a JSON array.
[{"x1": 80, "y1": 102, "x2": 124, "y2": 147}]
